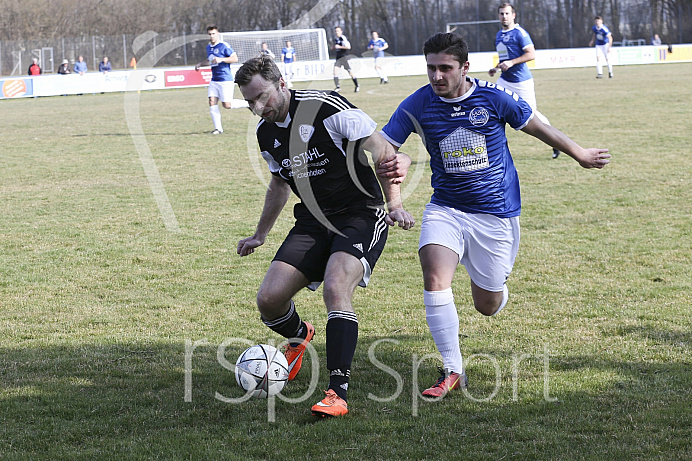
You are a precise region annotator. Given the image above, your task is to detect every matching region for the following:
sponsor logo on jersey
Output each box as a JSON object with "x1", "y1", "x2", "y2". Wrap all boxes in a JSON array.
[
  {"x1": 299, "y1": 124, "x2": 315, "y2": 143},
  {"x1": 439, "y1": 126, "x2": 489, "y2": 173},
  {"x1": 469, "y1": 107, "x2": 490, "y2": 126}
]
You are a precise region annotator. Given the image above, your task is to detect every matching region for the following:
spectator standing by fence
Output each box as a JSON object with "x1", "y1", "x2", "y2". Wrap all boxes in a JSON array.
[
  {"x1": 74, "y1": 55, "x2": 87, "y2": 75},
  {"x1": 28, "y1": 58, "x2": 42, "y2": 76}
]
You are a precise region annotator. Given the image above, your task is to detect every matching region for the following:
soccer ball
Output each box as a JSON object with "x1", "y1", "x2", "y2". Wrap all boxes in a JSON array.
[{"x1": 235, "y1": 344, "x2": 289, "y2": 398}]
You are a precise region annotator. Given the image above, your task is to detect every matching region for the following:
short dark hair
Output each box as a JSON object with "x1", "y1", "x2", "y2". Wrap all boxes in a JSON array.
[
  {"x1": 498, "y1": 3, "x2": 515, "y2": 13},
  {"x1": 423, "y1": 32, "x2": 469, "y2": 65},
  {"x1": 207, "y1": 25, "x2": 218, "y2": 32},
  {"x1": 594, "y1": 16, "x2": 602, "y2": 20},
  {"x1": 235, "y1": 55, "x2": 282, "y2": 87}
]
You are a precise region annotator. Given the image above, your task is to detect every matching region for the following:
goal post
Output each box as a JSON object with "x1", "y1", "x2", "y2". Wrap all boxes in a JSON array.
[{"x1": 220, "y1": 28, "x2": 329, "y2": 64}]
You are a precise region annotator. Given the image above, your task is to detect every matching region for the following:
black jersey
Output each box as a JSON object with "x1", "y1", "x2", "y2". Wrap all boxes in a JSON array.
[
  {"x1": 334, "y1": 35, "x2": 350, "y2": 59},
  {"x1": 257, "y1": 89, "x2": 384, "y2": 219}
]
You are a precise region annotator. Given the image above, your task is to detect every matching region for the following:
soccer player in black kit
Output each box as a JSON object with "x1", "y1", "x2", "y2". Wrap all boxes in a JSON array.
[
  {"x1": 333, "y1": 26, "x2": 360, "y2": 92},
  {"x1": 235, "y1": 55, "x2": 414, "y2": 417}
]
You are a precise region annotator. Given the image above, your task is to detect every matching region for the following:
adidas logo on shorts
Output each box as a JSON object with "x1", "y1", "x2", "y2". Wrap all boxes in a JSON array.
[{"x1": 352, "y1": 243, "x2": 363, "y2": 253}]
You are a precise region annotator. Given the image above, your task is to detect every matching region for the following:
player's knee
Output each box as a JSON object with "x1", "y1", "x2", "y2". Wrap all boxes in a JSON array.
[
  {"x1": 256, "y1": 289, "x2": 283, "y2": 318},
  {"x1": 475, "y1": 300, "x2": 501, "y2": 316},
  {"x1": 221, "y1": 102, "x2": 232, "y2": 109}
]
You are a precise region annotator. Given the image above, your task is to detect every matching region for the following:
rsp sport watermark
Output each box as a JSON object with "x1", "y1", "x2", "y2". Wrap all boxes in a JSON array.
[{"x1": 184, "y1": 337, "x2": 557, "y2": 422}]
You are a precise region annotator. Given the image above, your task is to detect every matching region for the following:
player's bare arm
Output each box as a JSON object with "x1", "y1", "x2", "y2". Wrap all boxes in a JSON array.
[
  {"x1": 375, "y1": 143, "x2": 411, "y2": 184},
  {"x1": 195, "y1": 59, "x2": 210, "y2": 71},
  {"x1": 521, "y1": 117, "x2": 611, "y2": 169},
  {"x1": 498, "y1": 45, "x2": 536, "y2": 71},
  {"x1": 361, "y1": 134, "x2": 415, "y2": 230},
  {"x1": 237, "y1": 176, "x2": 291, "y2": 256}
]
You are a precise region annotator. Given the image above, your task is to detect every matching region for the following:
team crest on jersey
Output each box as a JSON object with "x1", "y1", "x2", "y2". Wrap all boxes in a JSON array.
[
  {"x1": 299, "y1": 124, "x2": 315, "y2": 143},
  {"x1": 282, "y1": 158, "x2": 291, "y2": 169},
  {"x1": 469, "y1": 107, "x2": 490, "y2": 127}
]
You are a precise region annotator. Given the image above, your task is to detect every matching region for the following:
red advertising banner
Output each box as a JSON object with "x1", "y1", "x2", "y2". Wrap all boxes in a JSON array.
[{"x1": 164, "y1": 69, "x2": 212, "y2": 87}]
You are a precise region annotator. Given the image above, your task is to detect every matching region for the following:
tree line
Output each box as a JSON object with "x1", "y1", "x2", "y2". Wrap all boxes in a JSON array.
[{"x1": 2, "y1": 0, "x2": 689, "y2": 56}]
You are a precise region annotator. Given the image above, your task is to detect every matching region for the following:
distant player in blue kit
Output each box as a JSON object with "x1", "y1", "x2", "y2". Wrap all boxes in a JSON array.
[
  {"x1": 368, "y1": 31, "x2": 389, "y2": 84},
  {"x1": 281, "y1": 40, "x2": 296, "y2": 88},
  {"x1": 378, "y1": 32, "x2": 610, "y2": 398},
  {"x1": 589, "y1": 16, "x2": 614, "y2": 79},
  {"x1": 488, "y1": 3, "x2": 560, "y2": 158},
  {"x1": 195, "y1": 25, "x2": 239, "y2": 134}
]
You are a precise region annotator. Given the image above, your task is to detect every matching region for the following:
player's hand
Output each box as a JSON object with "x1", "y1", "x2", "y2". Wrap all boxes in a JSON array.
[
  {"x1": 237, "y1": 235, "x2": 264, "y2": 257},
  {"x1": 385, "y1": 209, "x2": 415, "y2": 230},
  {"x1": 488, "y1": 68, "x2": 497, "y2": 77},
  {"x1": 195, "y1": 64, "x2": 200, "y2": 71},
  {"x1": 498, "y1": 60, "x2": 514, "y2": 72},
  {"x1": 376, "y1": 152, "x2": 411, "y2": 184},
  {"x1": 577, "y1": 148, "x2": 611, "y2": 169}
]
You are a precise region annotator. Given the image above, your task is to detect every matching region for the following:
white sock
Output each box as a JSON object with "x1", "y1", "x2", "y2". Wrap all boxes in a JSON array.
[
  {"x1": 492, "y1": 284, "x2": 509, "y2": 316},
  {"x1": 607, "y1": 61, "x2": 613, "y2": 74},
  {"x1": 424, "y1": 288, "x2": 463, "y2": 373},
  {"x1": 597, "y1": 62, "x2": 603, "y2": 75},
  {"x1": 210, "y1": 105, "x2": 222, "y2": 131}
]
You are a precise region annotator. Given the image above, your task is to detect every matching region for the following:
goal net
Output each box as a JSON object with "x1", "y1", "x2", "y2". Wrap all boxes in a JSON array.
[{"x1": 221, "y1": 28, "x2": 329, "y2": 63}]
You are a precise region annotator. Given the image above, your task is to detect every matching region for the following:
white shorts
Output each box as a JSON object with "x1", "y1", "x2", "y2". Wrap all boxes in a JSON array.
[
  {"x1": 418, "y1": 203, "x2": 520, "y2": 292},
  {"x1": 208, "y1": 80, "x2": 235, "y2": 103},
  {"x1": 374, "y1": 56, "x2": 386, "y2": 67},
  {"x1": 497, "y1": 77, "x2": 537, "y2": 110},
  {"x1": 283, "y1": 62, "x2": 294, "y2": 76},
  {"x1": 595, "y1": 44, "x2": 610, "y2": 60}
]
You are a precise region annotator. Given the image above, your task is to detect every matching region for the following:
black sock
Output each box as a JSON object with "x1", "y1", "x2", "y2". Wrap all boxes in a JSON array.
[
  {"x1": 333, "y1": 76, "x2": 340, "y2": 87},
  {"x1": 352, "y1": 77, "x2": 359, "y2": 87},
  {"x1": 261, "y1": 300, "x2": 306, "y2": 346},
  {"x1": 326, "y1": 311, "x2": 358, "y2": 401}
]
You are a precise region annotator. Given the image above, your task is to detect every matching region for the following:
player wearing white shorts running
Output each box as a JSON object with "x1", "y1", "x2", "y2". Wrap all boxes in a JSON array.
[
  {"x1": 488, "y1": 3, "x2": 559, "y2": 158},
  {"x1": 378, "y1": 32, "x2": 611, "y2": 398},
  {"x1": 368, "y1": 31, "x2": 389, "y2": 84},
  {"x1": 589, "y1": 16, "x2": 614, "y2": 79},
  {"x1": 195, "y1": 25, "x2": 238, "y2": 134}
]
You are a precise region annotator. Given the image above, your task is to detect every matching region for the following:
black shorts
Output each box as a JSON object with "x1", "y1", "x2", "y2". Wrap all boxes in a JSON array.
[
  {"x1": 334, "y1": 56, "x2": 352, "y2": 71},
  {"x1": 273, "y1": 207, "x2": 389, "y2": 289}
]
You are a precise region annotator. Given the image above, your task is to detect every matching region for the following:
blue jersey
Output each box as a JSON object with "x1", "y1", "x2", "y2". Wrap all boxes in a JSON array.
[
  {"x1": 369, "y1": 38, "x2": 387, "y2": 58},
  {"x1": 381, "y1": 78, "x2": 534, "y2": 218},
  {"x1": 282, "y1": 47, "x2": 295, "y2": 63},
  {"x1": 206, "y1": 41, "x2": 235, "y2": 82},
  {"x1": 495, "y1": 25, "x2": 534, "y2": 83},
  {"x1": 592, "y1": 24, "x2": 612, "y2": 46}
]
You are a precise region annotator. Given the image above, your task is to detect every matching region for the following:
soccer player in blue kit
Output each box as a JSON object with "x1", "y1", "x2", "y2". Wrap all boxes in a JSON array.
[
  {"x1": 488, "y1": 3, "x2": 560, "y2": 158},
  {"x1": 589, "y1": 16, "x2": 614, "y2": 79},
  {"x1": 195, "y1": 25, "x2": 239, "y2": 134},
  {"x1": 368, "y1": 31, "x2": 389, "y2": 84},
  {"x1": 377, "y1": 32, "x2": 610, "y2": 397},
  {"x1": 281, "y1": 41, "x2": 296, "y2": 88}
]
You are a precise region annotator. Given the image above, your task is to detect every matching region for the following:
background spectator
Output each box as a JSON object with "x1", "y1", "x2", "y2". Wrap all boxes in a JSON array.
[
  {"x1": 74, "y1": 55, "x2": 87, "y2": 75},
  {"x1": 99, "y1": 56, "x2": 112, "y2": 72},
  {"x1": 28, "y1": 58, "x2": 42, "y2": 76},
  {"x1": 57, "y1": 59, "x2": 71, "y2": 74}
]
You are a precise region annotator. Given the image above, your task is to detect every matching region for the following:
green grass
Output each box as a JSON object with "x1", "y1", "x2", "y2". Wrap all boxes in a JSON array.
[{"x1": 1, "y1": 63, "x2": 690, "y2": 460}]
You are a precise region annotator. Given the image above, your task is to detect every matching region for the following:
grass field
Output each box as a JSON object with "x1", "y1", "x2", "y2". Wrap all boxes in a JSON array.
[{"x1": 1, "y1": 63, "x2": 691, "y2": 460}]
